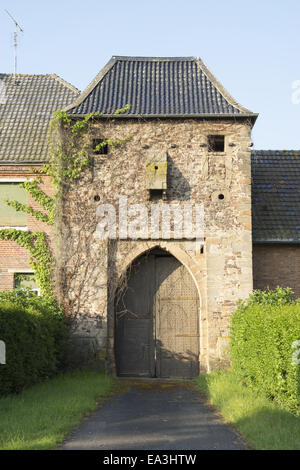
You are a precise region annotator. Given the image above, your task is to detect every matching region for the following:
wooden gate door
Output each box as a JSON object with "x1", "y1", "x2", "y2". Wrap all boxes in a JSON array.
[
  {"x1": 155, "y1": 255, "x2": 199, "y2": 378},
  {"x1": 115, "y1": 255, "x2": 156, "y2": 377},
  {"x1": 115, "y1": 252, "x2": 199, "y2": 378}
]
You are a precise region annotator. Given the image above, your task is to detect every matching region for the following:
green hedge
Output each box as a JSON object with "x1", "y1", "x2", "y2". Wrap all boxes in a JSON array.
[
  {"x1": 230, "y1": 288, "x2": 300, "y2": 415},
  {"x1": 0, "y1": 291, "x2": 67, "y2": 395}
]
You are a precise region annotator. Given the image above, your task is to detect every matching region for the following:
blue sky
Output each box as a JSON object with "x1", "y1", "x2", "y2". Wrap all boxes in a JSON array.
[{"x1": 1, "y1": 0, "x2": 300, "y2": 149}]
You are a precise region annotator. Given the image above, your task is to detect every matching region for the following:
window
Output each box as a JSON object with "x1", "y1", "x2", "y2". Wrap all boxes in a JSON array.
[
  {"x1": 149, "y1": 189, "x2": 164, "y2": 201},
  {"x1": 0, "y1": 183, "x2": 27, "y2": 227},
  {"x1": 14, "y1": 273, "x2": 40, "y2": 296},
  {"x1": 92, "y1": 138, "x2": 108, "y2": 155},
  {"x1": 208, "y1": 135, "x2": 225, "y2": 152}
]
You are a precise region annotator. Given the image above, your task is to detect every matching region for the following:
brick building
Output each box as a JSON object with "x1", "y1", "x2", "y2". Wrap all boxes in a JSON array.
[
  {"x1": 252, "y1": 150, "x2": 300, "y2": 298},
  {"x1": 0, "y1": 73, "x2": 79, "y2": 291},
  {"x1": 0, "y1": 58, "x2": 299, "y2": 377}
]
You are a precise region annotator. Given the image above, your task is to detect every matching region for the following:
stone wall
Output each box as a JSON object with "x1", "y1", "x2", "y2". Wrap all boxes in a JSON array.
[{"x1": 59, "y1": 117, "x2": 253, "y2": 373}]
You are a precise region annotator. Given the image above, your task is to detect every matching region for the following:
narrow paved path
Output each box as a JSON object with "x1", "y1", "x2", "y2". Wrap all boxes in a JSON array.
[{"x1": 60, "y1": 382, "x2": 246, "y2": 450}]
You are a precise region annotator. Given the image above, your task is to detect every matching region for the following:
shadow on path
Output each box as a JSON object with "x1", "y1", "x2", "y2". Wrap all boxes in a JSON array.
[{"x1": 60, "y1": 381, "x2": 247, "y2": 450}]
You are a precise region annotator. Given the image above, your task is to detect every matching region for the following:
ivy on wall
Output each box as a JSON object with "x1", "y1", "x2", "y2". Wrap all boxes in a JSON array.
[
  {"x1": 0, "y1": 229, "x2": 53, "y2": 297},
  {"x1": 0, "y1": 106, "x2": 130, "y2": 300}
]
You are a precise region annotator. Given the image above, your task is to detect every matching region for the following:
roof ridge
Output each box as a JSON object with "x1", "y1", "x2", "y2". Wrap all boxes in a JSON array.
[
  {"x1": 251, "y1": 150, "x2": 300, "y2": 153},
  {"x1": 1, "y1": 73, "x2": 61, "y2": 77},
  {"x1": 49, "y1": 73, "x2": 80, "y2": 94},
  {"x1": 111, "y1": 56, "x2": 197, "y2": 61}
]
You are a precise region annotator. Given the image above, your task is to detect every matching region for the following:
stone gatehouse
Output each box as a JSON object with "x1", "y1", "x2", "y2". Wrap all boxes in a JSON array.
[
  {"x1": 2, "y1": 57, "x2": 298, "y2": 377},
  {"x1": 58, "y1": 56, "x2": 257, "y2": 376}
]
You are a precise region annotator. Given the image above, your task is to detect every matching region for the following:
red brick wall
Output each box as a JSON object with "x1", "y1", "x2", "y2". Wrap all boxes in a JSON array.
[
  {"x1": 253, "y1": 244, "x2": 300, "y2": 298},
  {"x1": 0, "y1": 165, "x2": 55, "y2": 291}
]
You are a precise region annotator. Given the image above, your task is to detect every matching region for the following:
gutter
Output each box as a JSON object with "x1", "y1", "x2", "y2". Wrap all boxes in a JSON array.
[
  {"x1": 68, "y1": 113, "x2": 258, "y2": 123},
  {"x1": 0, "y1": 161, "x2": 45, "y2": 166},
  {"x1": 253, "y1": 239, "x2": 300, "y2": 244}
]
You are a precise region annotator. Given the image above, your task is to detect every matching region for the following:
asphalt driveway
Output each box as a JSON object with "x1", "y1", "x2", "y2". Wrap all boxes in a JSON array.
[{"x1": 60, "y1": 382, "x2": 247, "y2": 450}]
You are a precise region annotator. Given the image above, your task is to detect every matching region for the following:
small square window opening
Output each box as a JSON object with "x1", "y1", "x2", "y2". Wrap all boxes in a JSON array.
[
  {"x1": 92, "y1": 139, "x2": 108, "y2": 155},
  {"x1": 149, "y1": 189, "x2": 164, "y2": 201},
  {"x1": 208, "y1": 135, "x2": 225, "y2": 152}
]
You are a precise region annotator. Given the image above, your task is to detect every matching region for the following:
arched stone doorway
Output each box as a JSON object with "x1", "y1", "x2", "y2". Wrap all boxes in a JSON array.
[{"x1": 115, "y1": 248, "x2": 200, "y2": 378}]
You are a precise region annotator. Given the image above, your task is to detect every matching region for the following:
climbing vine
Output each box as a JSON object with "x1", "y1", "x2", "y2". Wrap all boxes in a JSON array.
[
  {"x1": 0, "y1": 105, "x2": 131, "y2": 299},
  {"x1": 0, "y1": 229, "x2": 53, "y2": 297}
]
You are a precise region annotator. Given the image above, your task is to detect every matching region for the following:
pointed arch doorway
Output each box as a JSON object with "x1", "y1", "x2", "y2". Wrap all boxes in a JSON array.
[{"x1": 115, "y1": 248, "x2": 200, "y2": 378}]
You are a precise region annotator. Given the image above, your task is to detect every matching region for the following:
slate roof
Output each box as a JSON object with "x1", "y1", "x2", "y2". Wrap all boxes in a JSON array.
[
  {"x1": 1, "y1": 67, "x2": 298, "y2": 243},
  {"x1": 0, "y1": 74, "x2": 79, "y2": 163},
  {"x1": 66, "y1": 56, "x2": 257, "y2": 119},
  {"x1": 252, "y1": 150, "x2": 300, "y2": 242}
]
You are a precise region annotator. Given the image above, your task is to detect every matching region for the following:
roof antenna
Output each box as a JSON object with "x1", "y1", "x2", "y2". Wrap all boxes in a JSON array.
[{"x1": 5, "y1": 10, "x2": 24, "y2": 82}]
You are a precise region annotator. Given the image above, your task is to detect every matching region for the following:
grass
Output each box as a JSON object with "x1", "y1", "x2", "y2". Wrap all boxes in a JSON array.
[
  {"x1": 195, "y1": 370, "x2": 300, "y2": 450},
  {"x1": 3, "y1": 368, "x2": 299, "y2": 451},
  {"x1": 0, "y1": 369, "x2": 117, "y2": 450}
]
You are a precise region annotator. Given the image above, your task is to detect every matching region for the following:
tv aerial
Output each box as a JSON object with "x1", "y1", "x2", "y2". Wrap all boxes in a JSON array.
[{"x1": 5, "y1": 10, "x2": 24, "y2": 80}]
